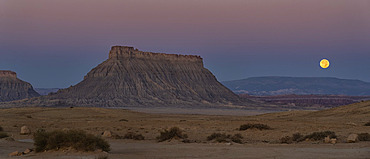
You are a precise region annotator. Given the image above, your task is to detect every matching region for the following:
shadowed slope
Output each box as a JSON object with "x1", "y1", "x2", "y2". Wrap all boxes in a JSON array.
[{"x1": 0, "y1": 71, "x2": 40, "y2": 102}]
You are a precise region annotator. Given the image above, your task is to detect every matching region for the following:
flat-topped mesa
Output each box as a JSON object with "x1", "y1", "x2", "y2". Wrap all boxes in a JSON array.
[
  {"x1": 108, "y1": 46, "x2": 203, "y2": 64},
  {"x1": 0, "y1": 70, "x2": 17, "y2": 78}
]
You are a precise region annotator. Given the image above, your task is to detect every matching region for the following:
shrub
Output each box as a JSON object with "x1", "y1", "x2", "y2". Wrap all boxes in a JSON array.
[
  {"x1": 280, "y1": 136, "x2": 293, "y2": 144},
  {"x1": 364, "y1": 122, "x2": 370, "y2": 126},
  {"x1": 304, "y1": 131, "x2": 336, "y2": 141},
  {"x1": 358, "y1": 133, "x2": 370, "y2": 141},
  {"x1": 239, "y1": 123, "x2": 271, "y2": 131},
  {"x1": 292, "y1": 133, "x2": 305, "y2": 142},
  {"x1": 156, "y1": 127, "x2": 188, "y2": 142},
  {"x1": 0, "y1": 132, "x2": 9, "y2": 139},
  {"x1": 0, "y1": 126, "x2": 3, "y2": 131},
  {"x1": 33, "y1": 129, "x2": 110, "y2": 152},
  {"x1": 207, "y1": 133, "x2": 243, "y2": 143},
  {"x1": 230, "y1": 133, "x2": 243, "y2": 144},
  {"x1": 123, "y1": 132, "x2": 145, "y2": 140},
  {"x1": 207, "y1": 133, "x2": 230, "y2": 142}
]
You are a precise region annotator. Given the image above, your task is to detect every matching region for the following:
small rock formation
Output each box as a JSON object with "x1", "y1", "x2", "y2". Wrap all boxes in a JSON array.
[
  {"x1": 42, "y1": 46, "x2": 243, "y2": 107},
  {"x1": 324, "y1": 136, "x2": 331, "y2": 143},
  {"x1": 347, "y1": 134, "x2": 358, "y2": 143},
  {"x1": 8, "y1": 151, "x2": 21, "y2": 157},
  {"x1": 330, "y1": 138, "x2": 337, "y2": 144},
  {"x1": 20, "y1": 126, "x2": 31, "y2": 135},
  {"x1": 23, "y1": 148, "x2": 32, "y2": 154},
  {"x1": 102, "y1": 131, "x2": 112, "y2": 138},
  {"x1": 8, "y1": 149, "x2": 33, "y2": 157},
  {"x1": 0, "y1": 70, "x2": 40, "y2": 102}
]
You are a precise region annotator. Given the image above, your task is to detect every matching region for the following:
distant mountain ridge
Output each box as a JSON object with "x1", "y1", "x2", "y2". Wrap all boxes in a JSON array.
[
  {"x1": 34, "y1": 88, "x2": 61, "y2": 96},
  {"x1": 222, "y1": 76, "x2": 370, "y2": 96}
]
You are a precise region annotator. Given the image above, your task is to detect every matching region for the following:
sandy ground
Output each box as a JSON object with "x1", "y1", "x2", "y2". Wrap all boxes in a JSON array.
[
  {"x1": 0, "y1": 103, "x2": 369, "y2": 158},
  {"x1": 1, "y1": 139, "x2": 369, "y2": 159}
]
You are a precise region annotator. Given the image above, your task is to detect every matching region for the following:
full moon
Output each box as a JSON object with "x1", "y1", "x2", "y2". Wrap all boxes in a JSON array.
[{"x1": 320, "y1": 59, "x2": 330, "y2": 69}]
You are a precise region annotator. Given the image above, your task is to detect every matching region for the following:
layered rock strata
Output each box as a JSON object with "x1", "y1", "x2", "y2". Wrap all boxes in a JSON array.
[
  {"x1": 0, "y1": 71, "x2": 40, "y2": 102},
  {"x1": 45, "y1": 46, "x2": 242, "y2": 107}
]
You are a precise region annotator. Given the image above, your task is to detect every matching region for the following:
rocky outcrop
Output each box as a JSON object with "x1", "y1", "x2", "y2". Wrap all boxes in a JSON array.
[
  {"x1": 28, "y1": 46, "x2": 242, "y2": 107},
  {"x1": 347, "y1": 134, "x2": 358, "y2": 143},
  {"x1": 0, "y1": 71, "x2": 40, "y2": 102}
]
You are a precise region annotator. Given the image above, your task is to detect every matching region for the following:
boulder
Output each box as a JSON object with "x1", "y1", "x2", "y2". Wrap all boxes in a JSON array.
[
  {"x1": 330, "y1": 138, "x2": 337, "y2": 144},
  {"x1": 347, "y1": 134, "x2": 358, "y2": 143},
  {"x1": 102, "y1": 131, "x2": 112, "y2": 138},
  {"x1": 324, "y1": 136, "x2": 331, "y2": 143},
  {"x1": 8, "y1": 151, "x2": 21, "y2": 157},
  {"x1": 20, "y1": 126, "x2": 31, "y2": 135},
  {"x1": 23, "y1": 148, "x2": 32, "y2": 154}
]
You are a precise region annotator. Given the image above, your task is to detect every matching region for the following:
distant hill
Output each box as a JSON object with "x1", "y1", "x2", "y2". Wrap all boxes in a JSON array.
[
  {"x1": 222, "y1": 76, "x2": 370, "y2": 96},
  {"x1": 34, "y1": 88, "x2": 61, "y2": 96}
]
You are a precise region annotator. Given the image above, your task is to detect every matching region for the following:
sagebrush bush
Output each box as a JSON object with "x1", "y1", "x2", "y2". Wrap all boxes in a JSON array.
[
  {"x1": 33, "y1": 129, "x2": 110, "y2": 152},
  {"x1": 207, "y1": 133, "x2": 229, "y2": 142},
  {"x1": 239, "y1": 123, "x2": 271, "y2": 131},
  {"x1": 0, "y1": 132, "x2": 9, "y2": 139},
  {"x1": 304, "y1": 131, "x2": 336, "y2": 141},
  {"x1": 123, "y1": 132, "x2": 145, "y2": 140},
  {"x1": 364, "y1": 122, "x2": 370, "y2": 126},
  {"x1": 292, "y1": 133, "x2": 305, "y2": 142},
  {"x1": 207, "y1": 133, "x2": 243, "y2": 143},
  {"x1": 230, "y1": 133, "x2": 243, "y2": 143},
  {"x1": 358, "y1": 133, "x2": 370, "y2": 141},
  {"x1": 156, "y1": 127, "x2": 188, "y2": 142},
  {"x1": 280, "y1": 136, "x2": 293, "y2": 144}
]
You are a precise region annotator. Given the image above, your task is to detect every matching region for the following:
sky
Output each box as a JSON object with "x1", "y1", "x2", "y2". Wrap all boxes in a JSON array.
[{"x1": 1, "y1": 0, "x2": 370, "y2": 88}]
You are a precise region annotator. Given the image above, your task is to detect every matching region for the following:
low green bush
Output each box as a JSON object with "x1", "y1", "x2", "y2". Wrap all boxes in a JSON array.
[
  {"x1": 156, "y1": 127, "x2": 188, "y2": 142},
  {"x1": 33, "y1": 129, "x2": 110, "y2": 152},
  {"x1": 239, "y1": 123, "x2": 271, "y2": 131}
]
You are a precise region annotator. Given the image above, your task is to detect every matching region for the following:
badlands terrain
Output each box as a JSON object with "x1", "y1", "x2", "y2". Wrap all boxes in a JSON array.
[{"x1": 0, "y1": 100, "x2": 369, "y2": 159}]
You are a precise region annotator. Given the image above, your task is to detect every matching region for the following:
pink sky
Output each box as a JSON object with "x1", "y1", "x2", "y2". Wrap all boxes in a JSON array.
[{"x1": 1, "y1": 0, "x2": 370, "y2": 87}]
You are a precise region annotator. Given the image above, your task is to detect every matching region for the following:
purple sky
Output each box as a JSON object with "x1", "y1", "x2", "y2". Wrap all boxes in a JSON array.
[{"x1": 1, "y1": 0, "x2": 370, "y2": 88}]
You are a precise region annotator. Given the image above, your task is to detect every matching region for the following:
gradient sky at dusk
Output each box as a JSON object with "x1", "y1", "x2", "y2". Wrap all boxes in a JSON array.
[{"x1": 1, "y1": 0, "x2": 370, "y2": 88}]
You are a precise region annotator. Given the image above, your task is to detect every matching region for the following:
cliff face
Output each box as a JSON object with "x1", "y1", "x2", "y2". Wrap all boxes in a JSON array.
[
  {"x1": 48, "y1": 46, "x2": 241, "y2": 107},
  {"x1": 0, "y1": 71, "x2": 40, "y2": 102}
]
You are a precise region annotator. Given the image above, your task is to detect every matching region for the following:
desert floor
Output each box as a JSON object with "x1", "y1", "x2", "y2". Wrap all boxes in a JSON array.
[{"x1": 0, "y1": 103, "x2": 369, "y2": 159}]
